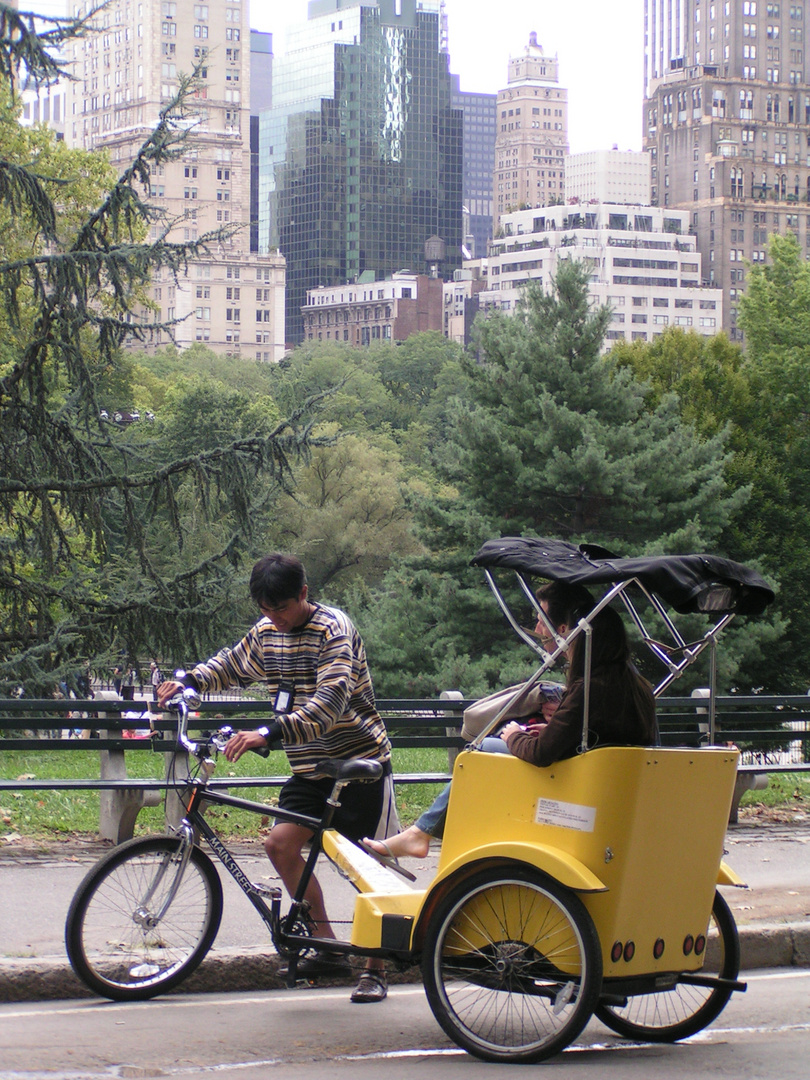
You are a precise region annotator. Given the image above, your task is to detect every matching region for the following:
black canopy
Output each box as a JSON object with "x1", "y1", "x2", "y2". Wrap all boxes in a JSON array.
[{"x1": 470, "y1": 537, "x2": 774, "y2": 616}]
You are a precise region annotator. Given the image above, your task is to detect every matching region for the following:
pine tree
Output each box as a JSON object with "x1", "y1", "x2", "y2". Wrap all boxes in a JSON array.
[
  {"x1": 357, "y1": 261, "x2": 750, "y2": 696},
  {"x1": 0, "y1": 9, "x2": 324, "y2": 691}
]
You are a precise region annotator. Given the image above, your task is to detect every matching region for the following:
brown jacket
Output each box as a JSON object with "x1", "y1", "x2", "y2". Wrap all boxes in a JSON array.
[{"x1": 505, "y1": 669, "x2": 656, "y2": 768}]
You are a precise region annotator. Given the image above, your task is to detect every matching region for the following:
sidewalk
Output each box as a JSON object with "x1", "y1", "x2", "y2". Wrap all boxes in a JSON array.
[{"x1": 1, "y1": 817, "x2": 809, "y2": 1003}]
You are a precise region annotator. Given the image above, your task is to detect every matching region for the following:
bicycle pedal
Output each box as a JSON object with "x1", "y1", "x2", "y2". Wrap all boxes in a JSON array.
[{"x1": 251, "y1": 882, "x2": 282, "y2": 899}]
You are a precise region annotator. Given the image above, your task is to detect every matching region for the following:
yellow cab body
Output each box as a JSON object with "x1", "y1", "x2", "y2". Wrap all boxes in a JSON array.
[
  {"x1": 332, "y1": 745, "x2": 739, "y2": 972},
  {"x1": 423, "y1": 745, "x2": 739, "y2": 977}
]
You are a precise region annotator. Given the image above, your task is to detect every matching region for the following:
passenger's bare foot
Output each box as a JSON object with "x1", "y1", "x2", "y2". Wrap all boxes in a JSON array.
[{"x1": 363, "y1": 825, "x2": 431, "y2": 860}]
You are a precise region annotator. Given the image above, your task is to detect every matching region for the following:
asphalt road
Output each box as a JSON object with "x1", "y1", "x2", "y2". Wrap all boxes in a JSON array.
[{"x1": 1, "y1": 968, "x2": 809, "y2": 1080}]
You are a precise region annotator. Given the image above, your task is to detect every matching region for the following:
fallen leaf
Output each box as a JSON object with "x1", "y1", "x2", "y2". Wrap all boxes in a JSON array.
[{"x1": 16, "y1": 773, "x2": 35, "y2": 781}]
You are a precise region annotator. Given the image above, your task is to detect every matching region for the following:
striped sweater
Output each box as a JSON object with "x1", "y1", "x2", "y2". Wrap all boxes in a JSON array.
[{"x1": 187, "y1": 604, "x2": 391, "y2": 778}]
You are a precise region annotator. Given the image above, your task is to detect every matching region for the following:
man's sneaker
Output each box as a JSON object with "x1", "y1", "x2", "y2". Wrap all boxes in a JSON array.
[
  {"x1": 280, "y1": 950, "x2": 353, "y2": 979},
  {"x1": 350, "y1": 969, "x2": 388, "y2": 1003}
]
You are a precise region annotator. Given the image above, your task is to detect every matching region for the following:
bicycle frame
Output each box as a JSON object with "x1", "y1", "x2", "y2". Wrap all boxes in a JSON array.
[{"x1": 165, "y1": 691, "x2": 392, "y2": 983}]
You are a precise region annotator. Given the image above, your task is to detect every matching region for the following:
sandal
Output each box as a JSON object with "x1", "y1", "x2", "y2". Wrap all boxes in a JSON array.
[
  {"x1": 358, "y1": 840, "x2": 417, "y2": 882},
  {"x1": 350, "y1": 969, "x2": 388, "y2": 1003}
]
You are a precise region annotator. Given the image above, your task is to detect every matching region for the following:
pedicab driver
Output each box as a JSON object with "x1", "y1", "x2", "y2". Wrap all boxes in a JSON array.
[{"x1": 157, "y1": 553, "x2": 396, "y2": 1004}]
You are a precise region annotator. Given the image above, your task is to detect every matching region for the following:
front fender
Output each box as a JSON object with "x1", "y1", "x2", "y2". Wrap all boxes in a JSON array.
[
  {"x1": 429, "y1": 840, "x2": 607, "y2": 896},
  {"x1": 718, "y1": 859, "x2": 747, "y2": 887}
]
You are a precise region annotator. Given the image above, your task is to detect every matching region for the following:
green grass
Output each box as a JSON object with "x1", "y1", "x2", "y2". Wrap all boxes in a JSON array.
[
  {"x1": 4, "y1": 744, "x2": 806, "y2": 841},
  {"x1": 738, "y1": 770, "x2": 810, "y2": 810},
  {"x1": 0, "y1": 745, "x2": 451, "y2": 840}
]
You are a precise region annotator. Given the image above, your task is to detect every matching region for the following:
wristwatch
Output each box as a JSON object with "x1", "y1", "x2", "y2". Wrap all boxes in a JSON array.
[{"x1": 256, "y1": 726, "x2": 271, "y2": 742}]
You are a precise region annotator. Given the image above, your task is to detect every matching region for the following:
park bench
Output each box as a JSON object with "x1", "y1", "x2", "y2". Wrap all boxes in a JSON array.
[
  {"x1": 656, "y1": 691, "x2": 810, "y2": 819},
  {"x1": 1, "y1": 691, "x2": 808, "y2": 840},
  {"x1": 0, "y1": 692, "x2": 467, "y2": 843}
]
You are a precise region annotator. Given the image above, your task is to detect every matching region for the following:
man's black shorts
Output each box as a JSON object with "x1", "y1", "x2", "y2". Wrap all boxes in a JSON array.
[{"x1": 278, "y1": 762, "x2": 391, "y2": 842}]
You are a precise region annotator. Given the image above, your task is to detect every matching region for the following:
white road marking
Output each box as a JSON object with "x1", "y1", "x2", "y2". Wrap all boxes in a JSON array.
[{"x1": 3, "y1": 972, "x2": 810, "y2": 1079}]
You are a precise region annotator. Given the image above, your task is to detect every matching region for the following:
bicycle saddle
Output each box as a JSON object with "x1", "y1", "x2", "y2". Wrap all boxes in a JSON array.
[{"x1": 317, "y1": 758, "x2": 384, "y2": 782}]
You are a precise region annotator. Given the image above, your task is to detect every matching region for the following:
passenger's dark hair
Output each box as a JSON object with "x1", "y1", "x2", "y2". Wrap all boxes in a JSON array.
[
  {"x1": 567, "y1": 605, "x2": 657, "y2": 745},
  {"x1": 535, "y1": 580, "x2": 595, "y2": 630},
  {"x1": 249, "y1": 554, "x2": 307, "y2": 607}
]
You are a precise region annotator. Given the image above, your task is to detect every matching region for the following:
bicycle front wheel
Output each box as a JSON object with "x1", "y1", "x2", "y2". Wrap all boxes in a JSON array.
[
  {"x1": 595, "y1": 891, "x2": 740, "y2": 1042},
  {"x1": 422, "y1": 865, "x2": 602, "y2": 1063},
  {"x1": 65, "y1": 835, "x2": 223, "y2": 1001}
]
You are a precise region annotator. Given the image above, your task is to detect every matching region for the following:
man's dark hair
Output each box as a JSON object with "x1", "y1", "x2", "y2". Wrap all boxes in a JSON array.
[
  {"x1": 249, "y1": 554, "x2": 307, "y2": 607},
  {"x1": 535, "y1": 580, "x2": 594, "y2": 629}
]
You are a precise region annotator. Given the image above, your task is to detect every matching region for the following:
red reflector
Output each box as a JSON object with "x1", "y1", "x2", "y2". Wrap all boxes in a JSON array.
[
  {"x1": 654, "y1": 938, "x2": 665, "y2": 959},
  {"x1": 623, "y1": 940, "x2": 635, "y2": 962},
  {"x1": 683, "y1": 935, "x2": 694, "y2": 956},
  {"x1": 695, "y1": 934, "x2": 706, "y2": 955},
  {"x1": 611, "y1": 941, "x2": 623, "y2": 963}
]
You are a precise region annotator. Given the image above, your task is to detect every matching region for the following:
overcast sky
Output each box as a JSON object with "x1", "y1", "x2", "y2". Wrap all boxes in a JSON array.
[{"x1": 251, "y1": 0, "x2": 645, "y2": 154}]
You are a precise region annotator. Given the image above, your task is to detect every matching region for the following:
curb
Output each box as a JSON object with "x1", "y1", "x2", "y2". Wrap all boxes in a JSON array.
[
  {"x1": 738, "y1": 920, "x2": 810, "y2": 969},
  {"x1": 2, "y1": 923, "x2": 809, "y2": 1005}
]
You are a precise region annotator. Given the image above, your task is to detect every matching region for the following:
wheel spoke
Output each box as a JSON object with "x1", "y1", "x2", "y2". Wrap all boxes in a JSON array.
[
  {"x1": 422, "y1": 867, "x2": 602, "y2": 1063},
  {"x1": 66, "y1": 837, "x2": 223, "y2": 1000}
]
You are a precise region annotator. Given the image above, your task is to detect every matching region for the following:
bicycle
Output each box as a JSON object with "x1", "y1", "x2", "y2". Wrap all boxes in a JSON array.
[{"x1": 65, "y1": 688, "x2": 413, "y2": 1001}]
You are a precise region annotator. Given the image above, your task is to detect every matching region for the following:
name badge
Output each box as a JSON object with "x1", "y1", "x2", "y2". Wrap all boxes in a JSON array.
[{"x1": 274, "y1": 683, "x2": 294, "y2": 713}]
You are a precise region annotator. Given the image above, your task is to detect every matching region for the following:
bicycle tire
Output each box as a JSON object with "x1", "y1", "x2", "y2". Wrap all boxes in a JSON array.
[
  {"x1": 421, "y1": 864, "x2": 603, "y2": 1063},
  {"x1": 595, "y1": 890, "x2": 740, "y2": 1042},
  {"x1": 65, "y1": 834, "x2": 223, "y2": 1001}
]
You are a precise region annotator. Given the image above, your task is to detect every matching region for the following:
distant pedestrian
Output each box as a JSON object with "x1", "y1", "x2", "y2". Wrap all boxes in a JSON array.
[
  {"x1": 150, "y1": 660, "x2": 163, "y2": 701},
  {"x1": 76, "y1": 668, "x2": 93, "y2": 699}
]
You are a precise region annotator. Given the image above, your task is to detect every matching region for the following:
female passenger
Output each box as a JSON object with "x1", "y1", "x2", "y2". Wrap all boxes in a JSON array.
[{"x1": 364, "y1": 585, "x2": 657, "y2": 862}]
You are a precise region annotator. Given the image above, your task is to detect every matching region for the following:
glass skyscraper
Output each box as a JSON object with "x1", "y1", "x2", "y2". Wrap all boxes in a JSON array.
[
  {"x1": 451, "y1": 76, "x2": 497, "y2": 260},
  {"x1": 259, "y1": 0, "x2": 463, "y2": 343}
]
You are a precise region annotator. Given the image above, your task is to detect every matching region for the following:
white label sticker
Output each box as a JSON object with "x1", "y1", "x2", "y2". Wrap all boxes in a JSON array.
[{"x1": 535, "y1": 798, "x2": 597, "y2": 832}]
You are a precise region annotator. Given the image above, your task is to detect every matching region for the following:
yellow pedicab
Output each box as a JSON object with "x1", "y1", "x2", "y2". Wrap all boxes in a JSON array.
[{"x1": 345, "y1": 537, "x2": 773, "y2": 1062}]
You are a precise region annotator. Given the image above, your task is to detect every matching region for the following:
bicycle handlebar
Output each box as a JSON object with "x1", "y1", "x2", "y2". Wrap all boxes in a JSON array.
[{"x1": 165, "y1": 686, "x2": 203, "y2": 753}]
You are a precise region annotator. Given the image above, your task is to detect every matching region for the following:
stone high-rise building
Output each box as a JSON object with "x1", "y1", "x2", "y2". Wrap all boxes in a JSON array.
[
  {"x1": 493, "y1": 31, "x2": 569, "y2": 234},
  {"x1": 259, "y1": 0, "x2": 463, "y2": 345},
  {"x1": 63, "y1": 0, "x2": 286, "y2": 360},
  {"x1": 644, "y1": 0, "x2": 810, "y2": 340}
]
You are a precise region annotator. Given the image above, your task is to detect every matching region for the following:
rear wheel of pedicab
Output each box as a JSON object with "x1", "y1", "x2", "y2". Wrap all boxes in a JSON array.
[
  {"x1": 65, "y1": 835, "x2": 223, "y2": 1001},
  {"x1": 421, "y1": 864, "x2": 603, "y2": 1063},
  {"x1": 594, "y1": 890, "x2": 740, "y2": 1042}
]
